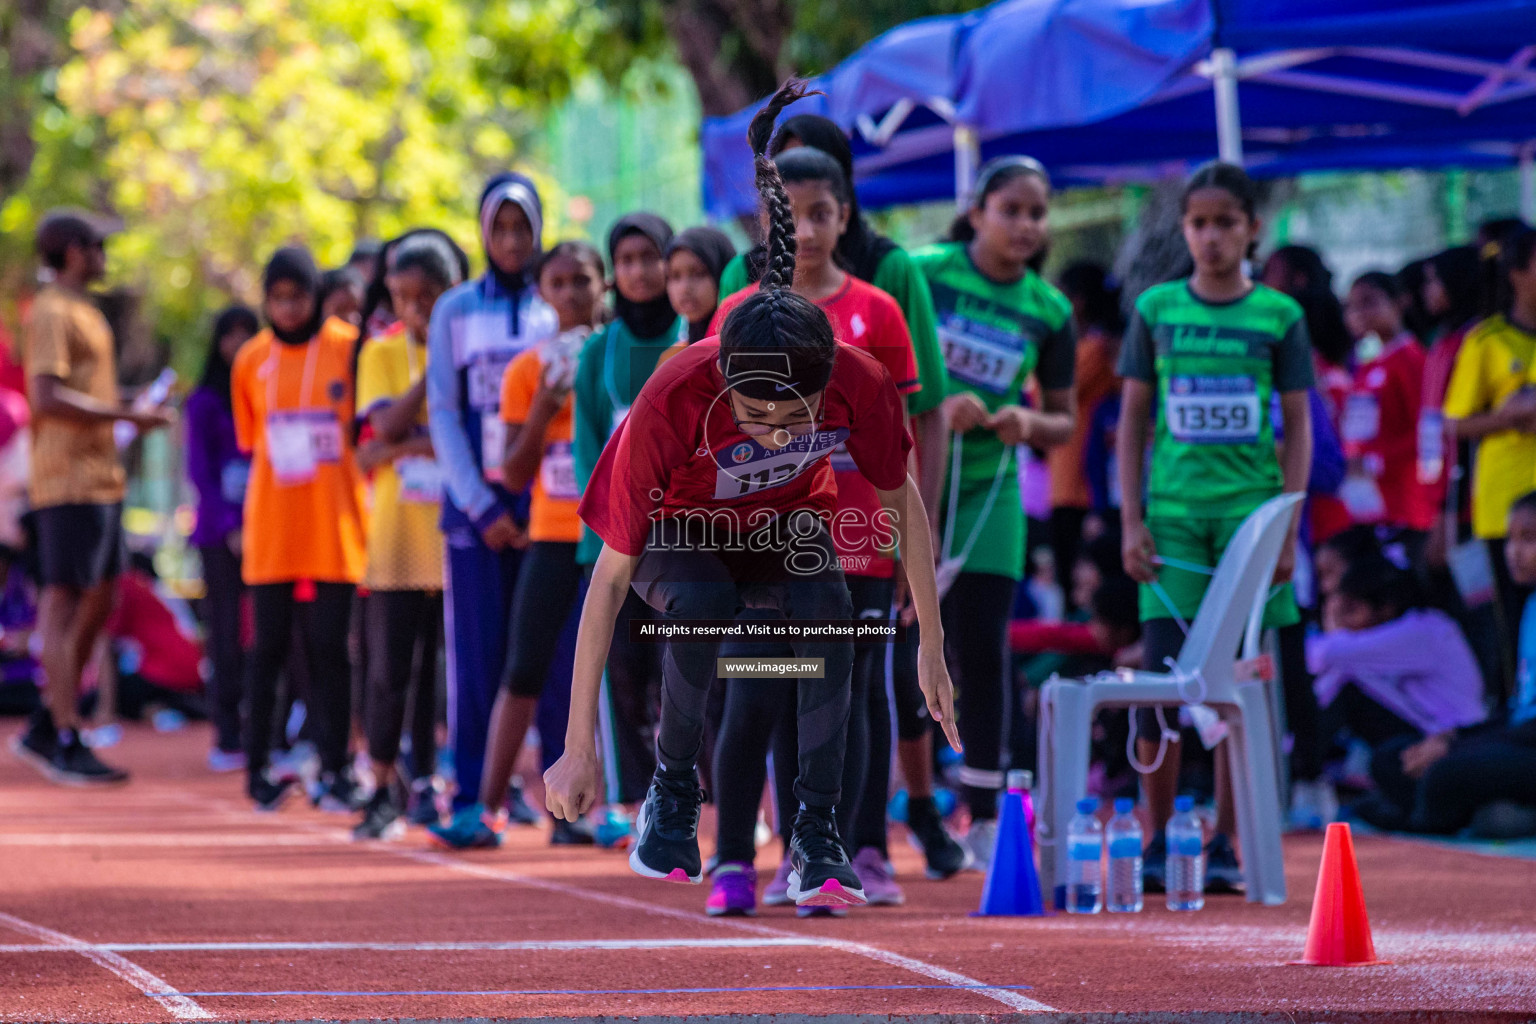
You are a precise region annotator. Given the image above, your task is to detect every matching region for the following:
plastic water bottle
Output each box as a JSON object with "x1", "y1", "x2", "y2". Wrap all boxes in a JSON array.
[
  {"x1": 1105, "y1": 797, "x2": 1143, "y2": 912},
  {"x1": 1065, "y1": 797, "x2": 1103, "y2": 914},
  {"x1": 1165, "y1": 795, "x2": 1206, "y2": 912}
]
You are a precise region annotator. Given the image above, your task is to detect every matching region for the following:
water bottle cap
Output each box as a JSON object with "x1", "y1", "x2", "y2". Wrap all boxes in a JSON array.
[
  {"x1": 1174, "y1": 795, "x2": 1195, "y2": 812},
  {"x1": 1114, "y1": 797, "x2": 1134, "y2": 814},
  {"x1": 1075, "y1": 797, "x2": 1098, "y2": 814},
  {"x1": 1006, "y1": 769, "x2": 1033, "y2": 791}
]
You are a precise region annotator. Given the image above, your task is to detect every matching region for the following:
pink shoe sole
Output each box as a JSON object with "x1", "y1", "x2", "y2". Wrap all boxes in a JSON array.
[{"x1": 797, "y1": 878, "x2": 868, "y2": 907}]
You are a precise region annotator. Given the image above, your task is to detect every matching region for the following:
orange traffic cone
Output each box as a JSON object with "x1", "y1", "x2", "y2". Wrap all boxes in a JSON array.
[{"x1": 1289, "y1": 822, "x2": 1388, "y2": 966}]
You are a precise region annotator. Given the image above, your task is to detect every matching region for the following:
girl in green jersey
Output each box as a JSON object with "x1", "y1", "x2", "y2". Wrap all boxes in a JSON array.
[
  {"x1": 911, "y1": 157, "x2": 1076, "y2": 868},
  {"x1": 1117, "y1": 162, "x2": 1314, "y2": 893}
]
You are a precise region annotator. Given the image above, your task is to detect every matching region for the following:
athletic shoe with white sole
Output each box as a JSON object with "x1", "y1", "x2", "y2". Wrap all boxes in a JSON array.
[
  {"x1": 42, "y1": 730, "x2": 129, "y2": 787},
  {"x1": 207, "y1": 748, "x2": 246, "y2": 774},
  {"x1": 249, "y1": 776, "x2": 293, "y2": 813},
  {"x1": 763, "y1": 857, "x2": 795, "y2": 906},
  {"x1": 785, "y1": 808, "x2": 866, "y2": 908},
  {"x1": 959, "y1": 818, "x2": 998, "y2": 874},
  {"x1": 851, "y1": 846, "x2": 905, "y2": 905},
  {"x1": 428, "y1": 803, "x2": 504, "y2": 850},
  {"x1": 10, "y1": 709, "x2": 57, "y2": 776},
  {"x1": 1287, "y1": 778, "x2": 1339, "y2": 832},
  {"x1": 629, "y1": 768, "x2": 705, "y2": 884},
  {"x1": 353, "y1": 786, "x2": 405, "y2": 841}
]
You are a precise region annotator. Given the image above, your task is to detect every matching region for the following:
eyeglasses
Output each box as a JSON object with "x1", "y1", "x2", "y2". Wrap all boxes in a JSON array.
[{"x1": 731, "y1": 395, "x2": 822, "y2": 438}]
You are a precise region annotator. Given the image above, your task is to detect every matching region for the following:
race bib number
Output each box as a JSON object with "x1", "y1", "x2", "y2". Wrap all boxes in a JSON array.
[
  {"x1": 1166, "y1": 376, "x2": 1260, "y2": 444},
  {"x1": 481, "y1": 413, "x2": 506, "y2": 483},
  {"x1": 267, "y1": 410, "x2": 342, "y2": 486},
  {"x1": 1417, "y1": 409, "x2": 1445, "y2": 484},
  {"x1": 540, "y1": 440, "x2": 578, "y2": 500},
  {"x1": 938, "y1": 318, "x2": 1025, "y2": 395},
  {"x1": 397, "y1": 456, "x2": 444, "y2": 504},
  {"x1": 1342, "y1": 393, "x2": 1381, "y2": 444},
  {"x1": 712, "y1": 428, "x2": 848, "y2": 500},
  {"x1": 467, "y1": 353, "x2": 513, "y2": 412},
  {"x1": 220, "y1": 459, "x2": 251, "y2": 505}
]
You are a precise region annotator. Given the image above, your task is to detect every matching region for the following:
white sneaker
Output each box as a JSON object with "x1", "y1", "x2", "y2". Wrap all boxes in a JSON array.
[
  {"x1": 1287, "y1": 779, "x2": 1339, "y2": 832},
  {"x1": 960, "y1": 819, "x2": 998, "y2": 873}
]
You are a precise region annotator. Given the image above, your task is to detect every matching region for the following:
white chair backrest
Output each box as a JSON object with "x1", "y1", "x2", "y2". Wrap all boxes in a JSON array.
[{"x1": 1173, "y1": 493, "x2": 1303, "y2": 682}]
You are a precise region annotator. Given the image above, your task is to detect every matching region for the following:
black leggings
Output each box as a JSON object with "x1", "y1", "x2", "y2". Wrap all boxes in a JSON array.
[
  {"x1": 198, "y1": 542, "x2": 245, "y2": 754},
  {"x1": 245, "y1": 582, "x2": 355, "y2": 779},
  {"x1": 891, "y1": 621, "x2": 928, "y2": 742},
  {"x1": 632, "y1": 512, "x2": 853, "y2": 812},
  {"x1": 1372, "y1": 728, "x2": 1536, "y2": 833},
  {"x1": 766, "y1": 576, "x2": 895, "y2": 856},
  {"x1": 364, "y1": 589, "x2": 441, "y2": 776},
  {"x1": 504, "y1": 542, "x2": 583, "y2": 698},
  {"x1": 942, "y1": 571, "x2": 1015, "y2": 820},
  {"x1": 603, "y1": 590, "x2": 662, "y2": 805}
]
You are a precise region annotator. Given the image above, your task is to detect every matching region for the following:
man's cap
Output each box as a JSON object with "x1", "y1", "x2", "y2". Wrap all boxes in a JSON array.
[{"x1": 35, "y1": 207, "x2": 123, "y2": 258}]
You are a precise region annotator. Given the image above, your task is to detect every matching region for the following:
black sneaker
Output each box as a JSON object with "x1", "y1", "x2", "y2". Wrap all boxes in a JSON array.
[
  {"x1": 10, "y1": 708, "x2": 58, "y2": 776},
  {"x1": 48, "y1": 731, "x2": 129, "y2": 786},
  {"x1": 551, "y1": 815, "x2": 597, "y2": 846},
  {"x1": 507, "y1": 778, "x2": 542, "y2": 826},
  {"x1": 249, "y1": 775, "x2": 293, "y2": 812},
  {"x1": 1204, "y1": 833, "x2": 1245, "y2": 894},
  {"x1": 407, "y1": 777, "x2": 442, "y2": 827},
  {"x1": 906, "y1": 795, "x2": 970, "y2": 879},
  {"x1": 786, "y1": 807, "x2": 867, "y2": 908},
  {"x1": 1141, "y1": 832, "x2": 1168, "y2": 894},
  {"x1": 629, "y1": 768, "x2": 705, "y2": 883},
  {"x1": 353, "y1": 786, "x2": 404, "y2": 841},
  {"x1": 314, "y1": 770, "x2": 363, "y2": 813}
]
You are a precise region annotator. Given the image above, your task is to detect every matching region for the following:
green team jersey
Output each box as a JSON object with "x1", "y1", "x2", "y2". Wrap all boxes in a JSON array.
[
  {"x1": 719, "y1": 247, "x2": 947, "y2": 416},
  {"x1": 572, "y1": 315, "x2": 682, "y2": 565},
  {"x1": 910, "y1": 242, "x2": 1075, "y2": 580},
  {"x1": 1117, "y1": 280, "x2": 1314, "y2": 520}
]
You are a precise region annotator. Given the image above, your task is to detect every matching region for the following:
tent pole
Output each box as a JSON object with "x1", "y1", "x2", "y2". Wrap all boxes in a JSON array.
[
  {"x1": 1211, "y1": 47, "x2": 1244, "y2": 165},
  {"x1": 954, "y1": 124, "x2": 980, "y2": 210},
  {"x1": 1522, "y1": 142, "x2": 1536, "y2": 223}
]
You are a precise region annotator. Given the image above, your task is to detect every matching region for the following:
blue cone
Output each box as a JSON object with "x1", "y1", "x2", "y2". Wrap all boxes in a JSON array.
[{"x1": 973, "y1": 775, "x2": 1045, "y2": 917}]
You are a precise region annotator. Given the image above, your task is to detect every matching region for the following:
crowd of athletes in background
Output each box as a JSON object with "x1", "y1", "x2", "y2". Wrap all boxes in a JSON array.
[{"x1": 5, "y1": 112, "x2": 1536, "y2": 914}]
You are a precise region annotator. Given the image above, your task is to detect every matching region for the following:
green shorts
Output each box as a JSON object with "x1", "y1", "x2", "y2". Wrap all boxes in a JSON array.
[{"x1": 1139, "y1": 515, "x2": 1299, "y2": 628}]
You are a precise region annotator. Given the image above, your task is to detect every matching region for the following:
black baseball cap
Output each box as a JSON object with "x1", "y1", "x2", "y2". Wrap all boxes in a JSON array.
[{"x1": 35, "y1": 208, "x2": 123, "y2": 263}]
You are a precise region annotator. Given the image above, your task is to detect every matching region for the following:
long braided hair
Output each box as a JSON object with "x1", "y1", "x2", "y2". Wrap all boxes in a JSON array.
[{"x1": 718, "y1": 80, "x2": 837, "y2": 402}]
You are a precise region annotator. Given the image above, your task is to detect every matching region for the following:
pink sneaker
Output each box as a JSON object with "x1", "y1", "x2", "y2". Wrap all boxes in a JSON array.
[
  {"x1": 763, "y1": 858, "x2": 794, "y2": 906},
  {"x1": 705, "y1": 862, "x2": 757, "y2": 917},
  {"x1": 851, "y1": 846, "x2": 905, "y2": 906}
]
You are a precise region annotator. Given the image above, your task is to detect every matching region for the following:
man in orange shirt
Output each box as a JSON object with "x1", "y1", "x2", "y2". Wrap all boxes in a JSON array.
[{"x1": 12, "y1": 210, "x2": 172, "y2": 786}]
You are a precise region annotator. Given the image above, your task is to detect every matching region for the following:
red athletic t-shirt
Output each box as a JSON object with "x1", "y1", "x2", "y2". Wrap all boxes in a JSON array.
[
  {"x1": 1341, "y1": 334, "x2": 1433, "y2": 531},
  {"x1": 714, "y1": 278, "x2": 918, "y2": 577},
  {"x1": 577, "y1": 339, "x2": 912, "y2": 558}
]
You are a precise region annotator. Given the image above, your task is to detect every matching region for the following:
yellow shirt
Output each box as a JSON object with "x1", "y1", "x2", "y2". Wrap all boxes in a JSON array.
[
  {"x1": 356, "y1": 327, "x2": 444, "y2": 591},
  {"x1": 23, "y1": 286, "x2": 126, "y2": 508},
  {"x1": 1443, "y1": 314, "x2": 1536, "y2": 538}
]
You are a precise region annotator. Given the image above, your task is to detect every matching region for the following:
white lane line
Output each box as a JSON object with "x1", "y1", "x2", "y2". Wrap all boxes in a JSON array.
[
  {"x1": 0, "y1": 911, "x2": 214, "y2": 1020},
  {"x1": 130, "y1": 792, "x2": 1056, "y2": 1013},
  {"x1": 397, "y1": 847, "x2": 1055, "y2": 1012},
  {"x1": 0, "y1": 937, "x2": 820, "y2": 954}
]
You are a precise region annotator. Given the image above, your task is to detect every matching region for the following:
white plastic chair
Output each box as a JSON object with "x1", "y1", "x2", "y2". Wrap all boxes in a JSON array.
[{"x1": 1035, "y1": 492, "x2": 1302, "y2": 907}]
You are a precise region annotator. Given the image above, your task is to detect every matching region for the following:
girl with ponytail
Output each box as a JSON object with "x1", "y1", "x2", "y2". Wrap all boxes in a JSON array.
[{"x1": 544, "y1": 81, "x2": 960, "y2": 911}]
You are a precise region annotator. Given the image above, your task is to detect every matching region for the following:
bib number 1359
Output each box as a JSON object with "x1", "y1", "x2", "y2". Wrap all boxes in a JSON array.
[{"x1": 1165, "y1": 376, "x2": 1260, "y2": 444}]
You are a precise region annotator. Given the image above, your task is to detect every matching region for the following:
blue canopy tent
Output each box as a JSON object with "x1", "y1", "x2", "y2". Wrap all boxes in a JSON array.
[{"x1": 699, "y1": 0, "x2": 1536, "y2": 217}]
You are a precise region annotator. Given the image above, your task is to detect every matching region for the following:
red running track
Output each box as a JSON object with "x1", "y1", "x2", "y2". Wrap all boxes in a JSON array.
[{"x1": 2, "y1": 723, "x2": 1534, "y2": 1022}]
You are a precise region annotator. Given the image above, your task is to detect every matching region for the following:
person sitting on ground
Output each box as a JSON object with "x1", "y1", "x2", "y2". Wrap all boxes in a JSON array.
[
  {"x1": 1354, "y1": 491, "x2": 1536, "y2": 837},
  {"x1": 88, "y1": 552, "x2": 207, "y2": 724},
  {"x1": 1309, "y1": 553, "x2": 1487, "y2": 758}
]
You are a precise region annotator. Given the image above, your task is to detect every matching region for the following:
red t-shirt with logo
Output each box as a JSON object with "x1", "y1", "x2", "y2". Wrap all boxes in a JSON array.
[
  {"x1": 714, "y1": 278, "x2": 918, "y2": 577},
  {"x1": 1341, "y1": 334, "x2": 1433, "y2": 531},
  {"x1": 577, "y1": 339, "x2": 912, "y2": 558}
]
